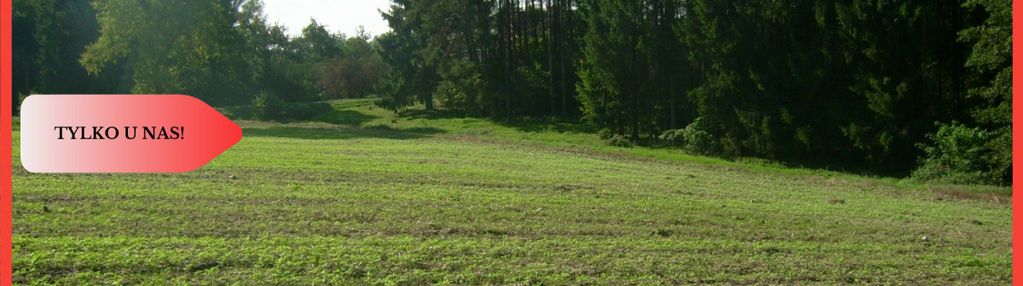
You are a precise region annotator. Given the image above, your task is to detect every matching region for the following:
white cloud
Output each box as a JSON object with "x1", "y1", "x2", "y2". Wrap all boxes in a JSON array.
[{"x1": 260, "y1": 0, "x2": 392, "y2": 38}]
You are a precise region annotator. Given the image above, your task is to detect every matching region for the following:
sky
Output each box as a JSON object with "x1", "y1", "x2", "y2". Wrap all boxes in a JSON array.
[{"x1": 261, "y1": 0, "x2": 393, "y2": 38}]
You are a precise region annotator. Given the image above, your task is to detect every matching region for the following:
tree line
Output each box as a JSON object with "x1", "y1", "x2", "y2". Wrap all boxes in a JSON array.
[
  {"x1": 15, "y1": 0, "x2": 388, "y2": 108},
  {"x1": 377, "y1": 0, "x2": 1010, "y2": 185},
  {"x1": 12, "y1": 0, "x2": 1010, "y2": 185}
]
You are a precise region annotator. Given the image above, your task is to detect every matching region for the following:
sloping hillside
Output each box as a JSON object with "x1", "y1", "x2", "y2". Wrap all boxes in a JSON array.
[{"x1": 12, "y1": 100, "x2": 1010, "y2": 284}]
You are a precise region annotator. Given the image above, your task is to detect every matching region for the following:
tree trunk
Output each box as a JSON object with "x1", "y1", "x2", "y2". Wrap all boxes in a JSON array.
[
  {"x1": 547, "y1": 0, "x2": 556, "y2": 116},
  {"x1": 670, "y1": 71, "x2": 676, "y2": 130}
]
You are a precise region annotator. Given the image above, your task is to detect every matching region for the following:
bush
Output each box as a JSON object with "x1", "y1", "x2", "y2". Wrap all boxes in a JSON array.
[
  {"x1": 912, "y1": 122, "x2": 1007, "y2": 185},
  {"x1": 252, "y1": 91, "x2": 335, "y2": 123},
  {"x1": 658, "y1": 128, "x2": 686, "y2": 146},
  {"x1": 683, "y1": 127, "x2": 716, "y2": 155},
  {"x1": 15, "y1": 91, "x2": 34, "y2": 116},
  {"x1": 374, "y1": 96, "x2": 398, "y2": 111},
  {"x1": 435, "y1": 60, "x2": 485, "y2": 113},
  {"x1": 659, "y1": 117, "x2": 718, "y2": 155},
  {"x1": 605, "y1": 134, "x2": 633, "y2": 147},
  {"x1": 597, "y1": 128, "x2": 615, "y2": 140},
  {"x1": 283, "y1": 102, "x2": 333, "y2": 122},
  {"x1": 435, "y1": 80, "x2": 476, "y2": 111},
  {"x1": 252, "y1": 91, "x2": 286, "y2": 121}
]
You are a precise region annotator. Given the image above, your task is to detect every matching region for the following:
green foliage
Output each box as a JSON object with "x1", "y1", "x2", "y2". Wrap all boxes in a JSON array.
[
  {"x1": 669, "y1": 0, "x2": 975, "y2": 174},
  {"x1": 13, "y1": 0, "x2": 121, "y2": 114},
  {"x1": 237, "y1": 0, "x2": 315, "y2": 103},
  {"x1": 251, "y1": 91, "x2": 286, "y2": 121},
  {"x1": 18, "y1": 0, "x2": 393, "y2": 108},
  {"x1": 577, "y1": 0, "x2": 649, "y2": 140},
  {"x1": 434, "y1": 59, "x2": 486, "y2": 113},
  {"x1": 596, "y1": 128, "x2": 614, "y2": 141},
  {"x1": 658, "y1": 128, "x2": 686, "y2": 146},
  {"x1": 12, "y1": 0, "x2": 1012, "y2": 184},
  {"x1": 378, "y1": 2, "x2": 440, "y2": 112},
  {"x1": 913, "y1": 122, "x2": 1008, "y2": 186},
  {"x1": 294, "y1": 20, "x2": 344, "y2": 61},
  {"x1": 15, "y1": 92, "x2": 33, "y2": 115},
  {"x1": 251, "y1": 91, "x2": 334, "y2": 122},
  {"x1": 954, "y1": 0, "x2": 1011, "y2": 186},
  {"x1": 682, "y1": 120, "x2": 716, "y2": 156},
  {"x1": 81, "y1": 0, "x2": 252, "y2": 105},
  {"x1": 659, "y1": 117, "x2": 718, "y2": 155},
  {"x1": 379, "y1": 0, "x2": 581, "y2": 118},
  {"x1": 321, "y1": 51, "x2": 389, "y2": 99},
  {"x1": 604, "y1": 133, "x2": 633, "y2": 148},
  {"x1": 960, "y1": 0, "x2": 1010, "y2": 123}
]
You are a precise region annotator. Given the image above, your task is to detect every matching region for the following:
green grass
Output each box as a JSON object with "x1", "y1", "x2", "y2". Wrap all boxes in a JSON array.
[{"x1": 14, "y1": 99, "x2": 1011, "y2": 284}]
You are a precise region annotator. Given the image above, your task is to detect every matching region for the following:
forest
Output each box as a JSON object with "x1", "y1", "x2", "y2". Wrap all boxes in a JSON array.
[{"x1": 13, "y1": 0, "x2": 1011, "y2": 186}]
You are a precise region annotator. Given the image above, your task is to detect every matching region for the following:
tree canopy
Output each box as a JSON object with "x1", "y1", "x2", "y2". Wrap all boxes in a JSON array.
[{"x1": 12, "y1": 0, "x2": 1011, "y2": 185}]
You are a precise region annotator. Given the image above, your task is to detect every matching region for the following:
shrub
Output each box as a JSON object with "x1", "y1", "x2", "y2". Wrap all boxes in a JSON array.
[
  {"x1": 252, "y1": 91, "x2": 335, "y2": 123},
  {"x1": 658, "y1": 128, "x2": 687, "y2": 147},
  {"x1": 605, "y1": 134, "x2": 633, "y2": 147},
  {"x1": 435, "y1": 80, "x2": 473, "y2": 111},
  {"x1": 252, "y1": 91, "x2": 286, "y2": 121},
  {"x1": 597, "y1": 128, "x2": 615, "y2": 140},
  {"x1": 374, "y1": 96, "x2": 398, "y2": 111},
  {"x1": 283, "y1": 102, "x2": 333, "y2": 122},
  {"x1": 683, "y1": 126, "x2": 716, "y2": 155},
  {"x1": 15, "y1": 91, "x2": 34, "y2": 116},
  {"x1": 912, "y1": 122, "x2": 1006, "y2": 185},
  {"x1": 660, "y1": 117, "x2": 718, "y2": 155}
]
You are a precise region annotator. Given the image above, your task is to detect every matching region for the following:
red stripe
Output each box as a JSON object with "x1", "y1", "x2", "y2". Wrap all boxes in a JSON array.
[
  {"x1": 1013, "y1": 0, "x2": 1022, "y2": 285},
  {"x1": 1, "y1": 0, "x2": 13, "y2": 283}
]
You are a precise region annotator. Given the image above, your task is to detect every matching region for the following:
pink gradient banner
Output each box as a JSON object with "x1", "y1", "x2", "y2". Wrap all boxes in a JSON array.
[{"x1": 20, "y1": 94, "x2": 242, "y2": 173}]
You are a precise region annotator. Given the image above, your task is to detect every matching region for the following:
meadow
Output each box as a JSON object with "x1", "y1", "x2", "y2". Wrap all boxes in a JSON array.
[{"x1": 12, "y1": 99, "x2": 1011, "y2": 284}]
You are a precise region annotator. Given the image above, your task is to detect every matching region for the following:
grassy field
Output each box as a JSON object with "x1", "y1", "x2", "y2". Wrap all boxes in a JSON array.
[{"x1": 13, "y1": 99, "x2": 1011, "y2": 284}]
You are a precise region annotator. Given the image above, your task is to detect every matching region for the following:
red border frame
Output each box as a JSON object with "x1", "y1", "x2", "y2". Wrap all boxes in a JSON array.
[
  {"x1": 0, "y1": 1, "x2": 1015, "y2": 285},
  {"x1": 1013, "y1": 0, "x2": 1021, "y2": 284},
  {"x1": 2, "y1": 0, "x2": 12, "y2": 283}
]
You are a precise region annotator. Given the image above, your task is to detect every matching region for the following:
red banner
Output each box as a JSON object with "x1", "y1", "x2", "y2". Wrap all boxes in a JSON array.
[{"x1": 19, "y1": 94, "x2": 242, "y2": 173}]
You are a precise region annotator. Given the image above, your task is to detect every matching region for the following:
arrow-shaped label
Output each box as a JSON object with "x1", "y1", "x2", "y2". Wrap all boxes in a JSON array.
[{"x1": 19, "y1": 94, "x2": 242, "y2": 173}]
